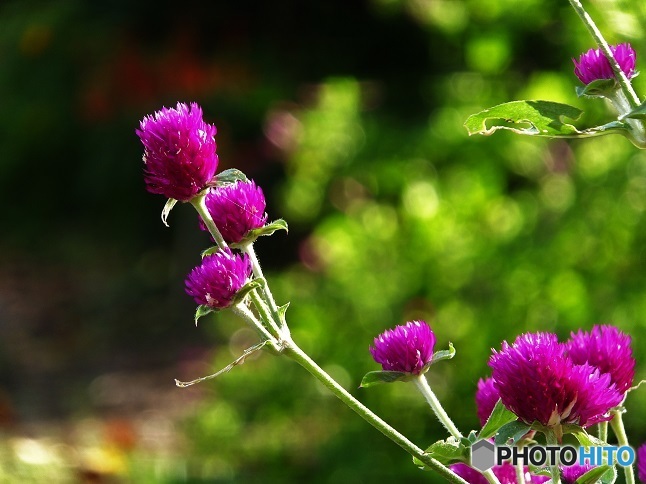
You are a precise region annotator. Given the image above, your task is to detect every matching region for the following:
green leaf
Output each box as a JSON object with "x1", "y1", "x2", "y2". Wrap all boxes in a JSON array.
[
  {"x1": 575, "y1": 78, "x2": 617, "y2": 98},
  {"x1": 232, "y1": 279, "x2": 264, "y2": 305},
  {"x1": 215, "y1": 168, "x2": 249, "y2": 185},
  {"x1": 360, "y1": 370, "x2": 411, "y2": 387},
  {"x1": 479, "y1": 399, "x2": 518, "y2": 439},
  {"x1": 564, "y1": 426, "x2": 604, "y2": 447},
  {"x1": 201, "y1": 245, "x2": 221, "y2": 258},
  {"x1": 623, "y1": 102, "x2": 646, "y2": 120},
  {"x1": 194, "y1": 304, "x2": 214, "y2": 326},
  {"x1": 494, "y1": 420, "x2": 532, "y2": 446},
  {"x1": 575, "y1": 465, "x2": 615, "y2": 484},
  {"x1": 231, "y1": 219, "x2": 289, "y2": 248},
  {"x1": 161, "y1": 198, "x2": 178, "y2": 227},
  {"x1": 430, "y1": 342, "x2": 456, "y2": 365},
  {"x1": 464, "y1": 100, "x2": 630, "y2": 140},
  {"x1": 422, "y1": 438, "x2": 470, "y2": 466},
  {"x1": 277, "y1": 302, "x2": 290, "y2": 326}
]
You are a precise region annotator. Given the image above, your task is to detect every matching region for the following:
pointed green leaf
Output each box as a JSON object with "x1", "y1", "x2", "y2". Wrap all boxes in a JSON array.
[
  {"x1": 494, "y1": 420, "x2": 532, "y2": 446},
  {"x1": 278, "y1": 302, "x2": 290, "y2": 326},
  {"x1": 623, "y1": 102, "x2": 646, "y2": 120},
  {"x1": 424, "y1": 438, "x2": 470, "y2": 465},
  {"x1": 575, "y1": 465, "x2": 615, "y2": 484},
  {"x1": 161, "y1": 198, "x2": 178, "y2": 227},
  {"x1": 194, "y1": 304, "x2": 214, "y2": 326},
  {"x1": 465, "y1": 100, "x2": 631, "y2": 141},
  {"x1": 430, "y1": 342, "x2": 455, "y2": 366},
  {"x1": 565, "y1": 426, "x2": 604, "y2": 447},
  {"x1": 575, "y1": 78, "x2": 617, "y2": 98},
  {"x1": 360, "y1": 370, "x2": 411, "y2": 387},
  {"x1": 215, "y1": 168, "x2": 249, "y2": 185},
  {"x1": 479, "y1": 399, "x2": 519, "y2": 439},
  {"x1": 201, "y1": 245, "x2": 221, "y2": 258},
  {"x1": 232, "y1": 279, "x2": 264, "y2": 305},
  {"x1": 230, "y1": 219, "x2": 289, "y2": 248}
]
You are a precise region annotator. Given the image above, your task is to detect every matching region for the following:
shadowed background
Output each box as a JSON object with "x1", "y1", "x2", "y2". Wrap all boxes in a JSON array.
[{"x1": 1, "y1": 0, "x2": 646, "y2": 482}]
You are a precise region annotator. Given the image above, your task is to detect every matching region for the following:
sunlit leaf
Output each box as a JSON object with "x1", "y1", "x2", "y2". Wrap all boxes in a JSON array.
[
  {"x1": 575, "y1": 79, "x2": 617, "y2": 98},
  {"x1": 575, "y1": 465, "x2": 615, "y2": 484},
  {"x1": 464, "y1": 100, "x2": 629, "y2": 139},
  {"x1": 494, "y1": 420, "x2": 531, "y2": 446},
  {"x1": 360, "y1": 370, "x2": 411, "y2": 387},
  {"x1": 479, "y1": 399, "x2": 518, "y2": 439},
  {"x1": 161, "y1": 198, "x2": 178, "y2": 227}
]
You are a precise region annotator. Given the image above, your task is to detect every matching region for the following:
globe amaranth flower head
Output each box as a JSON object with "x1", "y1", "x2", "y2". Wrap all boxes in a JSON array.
[
  {"x1": 370, "y1": 320, "x2": 436, "y2": 375},
  {"x1": 560, "y1": 463, "x2": 594, "y2": 484},
  {"x1": 489, "y1": 332, "x2": 623, "y2": 428},
  {"x1": 203, "y1": 180, "x2": 268, "y2": 244},
  {"x1": 185, "y1": 247, "x2": 252, "y2": 309},
  {"x1": 564, "y1": 324, "x2": 635, "y2": 397},
  {"x1": 637, "y1": 443, "x2": 646, "y2": 484},
  {"x1": 450, "y1": 463, "x2": 549, "y2": 484},
  {"x1": 476, "y1": 377, "x2": 500, "y2": 426},
  {"x1": 573, "y1": 43, "x2": 636, "y2": 85},
  {"x1": 137, "y1": 102, "x2": 218, "y2": 201}
]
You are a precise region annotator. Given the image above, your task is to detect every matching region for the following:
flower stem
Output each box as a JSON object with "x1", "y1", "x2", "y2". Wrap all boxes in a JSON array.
[
  {"x1": 544, "y1": 430, "x2": 561, "y2": 484},
  {"x1": 232, "y1": 303, "x2": 280, "y2": 351},
  {"x1": 414, "y1": 375, "x2": 463, "y2": 440},
  {"x1": 281, "y1": 336, "x2": 469, "y2": 484},
  {"x1": 609, "y1": 409, "x2": 635, "y2": 484},
  {"x1": 241, "y1": 243, "x2": 288, "y2": 334},
  {"x1": 567, "y1": 0, "x2": 640, "y2": 108},
  {"x1": 191, "y1": 193, "x2": 227, "y2": 249}
]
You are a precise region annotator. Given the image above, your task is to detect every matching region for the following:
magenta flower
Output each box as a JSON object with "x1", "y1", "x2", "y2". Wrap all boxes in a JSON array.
[
  {"x1": 476, "y1": 377, "x2": 500, "y2": 426},
  {"x1": 560, "y1": 463, "x2": 594, "y2": 484},
  {"x1": 573, "y1": 43, "x2": 636, "y2": 85},
  {"x1": 369, "y1": 320, "x2": 436, "y2": 374},
  {"x1": 136, "y1": 102, "x2": 218, "y2": 201},
  {"x1": 203, "y1": 180, "x2": 268, "y2": 244},
  {"x1": 450, "y1": 463, "x2": 549, "y2": 484},
  {"x1": 564, "y1": 324, "x2": 635, "y2": 397},
  {"x1": 637, "y1": 443, "x2": 646, "y2": 484},
  {"x1": 489, "y1": 332, "x2": 623, "y2": 427},
  {"x1": 185, "y1": 248, "x2": 252, "y2": 309}
]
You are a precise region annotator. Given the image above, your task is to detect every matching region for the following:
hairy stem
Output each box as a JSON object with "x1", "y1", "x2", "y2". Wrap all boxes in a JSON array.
[{"x1": 282, "y1": 337, "x2": 468, "y2": 484}]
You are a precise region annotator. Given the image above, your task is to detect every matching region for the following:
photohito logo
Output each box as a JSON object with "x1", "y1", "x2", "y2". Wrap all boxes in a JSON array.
[{"x1": 470, "y1": 440, "x2": 635, "y2": 472}]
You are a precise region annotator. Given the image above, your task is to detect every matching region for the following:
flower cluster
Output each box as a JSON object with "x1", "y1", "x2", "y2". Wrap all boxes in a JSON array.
[
  {"x1": 573, "y1": 43, "x2": 636, "y2": 85},
  {"x1": 488, "y1": 326, "x2": 632, "y2": 428},
  {"x1": 137, "y1": 102, "x2": 273, "y2": 313}
]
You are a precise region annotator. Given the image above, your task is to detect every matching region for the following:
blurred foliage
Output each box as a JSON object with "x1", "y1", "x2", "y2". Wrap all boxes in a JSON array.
[{"x1": 2, "y1": 0, "x2": 646, "y2": 482}]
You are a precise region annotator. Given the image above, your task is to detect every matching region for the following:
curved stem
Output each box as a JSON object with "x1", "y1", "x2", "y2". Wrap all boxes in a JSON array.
[
  {"x1": 191, "y1": 193, "x2": 227, "y2": 249},
  {"x1": 609, "y1": 409, "x2": 635, "y2": 484},
  {"x1": 414, "y1": 375, "x2": 463, "y2": 440},
  {"x1": 248, "y1": 289, "x2": 283, "y2": 340},
  {"x1": 232, "y1": 303, "x2": 280, "y2": 351},
  {"x1": 282, "y1": 336, "x2": 468, "y2": 484},
  {"x1": 241, "y1": 243, "x2": 286, "y2": 332},
  {"x1": 568, "y1": 0, "x2": 641, "y2": 108}
]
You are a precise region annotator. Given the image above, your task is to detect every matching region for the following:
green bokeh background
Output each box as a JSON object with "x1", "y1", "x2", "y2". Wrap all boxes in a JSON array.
[{"x1": 1, "y1": 0, "x2": 645, "y2": 482}]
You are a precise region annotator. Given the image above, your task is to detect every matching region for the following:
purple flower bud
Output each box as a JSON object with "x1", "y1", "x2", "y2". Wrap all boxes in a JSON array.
[
  {"x1": 573, "y1": 43, "x2": 636, "y2": 85},
  {"x1": 450, "y1": 463, "x2": 549, "y2": 484},
  {"x1": 185, "y1": 248, "x2": 252, "y2": 309},
  {"x1": 369, "y1": 320, "x2": 436, "y2": 375},
  {"x1": 476, "y1": 377, "x2": 500, "y2": 426},
  {"x1": 204, "y1": 180, "x2": 268, "y2": 244},
  {"x1": 137, "y1": 102, "x2": 218, "y2": 201},
  {"x1": 637, "y1": 443, "x2": 646, "y2": 484},
  {"x1": 564, "y1": 325, "x2": 635, "y2": 397},
  {"x1": 561, "y1": 463, "x2": 594, "y2": 484},
  {"x1": 489, "y1": 332, "x2": 623, "y2": 428}
]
